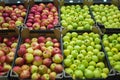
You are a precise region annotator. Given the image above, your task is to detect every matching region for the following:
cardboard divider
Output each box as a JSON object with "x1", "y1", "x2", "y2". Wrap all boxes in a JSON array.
[{"x1": 62, "y1": 31, "x2": 115, "y2": 80}]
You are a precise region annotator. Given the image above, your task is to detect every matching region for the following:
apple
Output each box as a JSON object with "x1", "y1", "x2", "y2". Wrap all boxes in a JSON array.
[
  {"x1": 49, "y1": 72, "x2": 56, "y2": 80},
  {"x1": 43, "y1": 58, "x2": 52, "y2": 67},
  {"x1": 64, "y1": 58, "x2": 72, "y2": 67},
  {"x1": 13, "y1": 66, "x2": 22, "y2": 75},
  {"x1": 43, "y1": 50, "x2": 52, "y2": 58},
  {"x1": 31, "y1": 72, "x2": 40, "y2": 80},
  {"x1": 54, "y1": 64, "x2": 63, "y2": 73},
  {"x1": 84, "y1": 69, "x2": 94, "y2": 78},
  {"x1": 52, "y1": 54, "x2": 63, "y2": 64},
  {"x1": 24, "y1": 53, "x2": 34, "y2": 63},
  {"x1": 74, "y1": 70, "x2": 83, "y2": 78},
  {"x1": 52, "y1": 47, "x2": 61, "y2": 55},
  {"x1": 39, "y1": 65, "x2": 48, "y2": 75},
  {"x1": 41, "y1": 74, "x2": 50, "y2": 80},
  {"x1": 33, "y1": 56, "x2": 42, "y2": 66},
  {"x1": 31, "y1": 42, "x2": 40, "y2": 50},
  {"x1": 15, "y1": 57, "x2": 25, "y2": 66},
  {"x1": 30, "y1": 65, "x2": 38, "y2": 73},
  {"x1": 0, "y1": 50, "x2": 4, "y2": 57},
  {"x1": 17, "y1": 47, "x2": 26, "y2": 57},
  {"x1": 20, "y1": 70, "x2": 30, "y2": 79},
  {"x1": 3, "y1": 63, "x2": 11, "y2": 72},
  {"x1": 33, "y1": 49, "x2": 42, "y2": 56},
  {"x1": 21, "y1": 65, "x2": 30, "y2": 71},
  {"x1": 38, "y1": 36, "x2": 45, "y2": 43}
]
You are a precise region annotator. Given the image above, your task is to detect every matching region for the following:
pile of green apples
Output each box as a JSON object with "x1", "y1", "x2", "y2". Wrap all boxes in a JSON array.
[
  {"x1": 91, "y1": 4, "x2": 120, "y2": 28},
  {"x1": 61, "y1": 5, "x2": 94, "y2": 30},
  {"x1": 63, "y1": 32, "x2": 109, "y2": 79},
  {"x1": 103, "y1": 33, "x2": 120, "y2": 72}
]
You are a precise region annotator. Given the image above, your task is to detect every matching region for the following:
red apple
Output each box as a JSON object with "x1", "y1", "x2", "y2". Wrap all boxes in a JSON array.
[
  {"x1": 54, "y1": 64, "x2": 63, "y2": 73},
  {"x1": 47, "y1": 24, "x2": 54, "y2": 29},
  {"x1": 52, "y1": 47, "x2": 61, "y2": 56},
  {"x1": 15, "y1": 57, "x2": 25, "y2": 66},
  {"x1": 43, "y1": 58, "x2": 52, "y2": 67},
  {"x1": 0, "y1": 65, "x2": 3, "y2": 72},
  {"x1": 33, "y1": 49, "x2": 42, "y2": 56},
  {"x1": 18, "y1": 5, "x2": 24, "y2": 9},
  {"x1": 20, "y1": 70, "x2": 30, "y2": 79},
  {"x1": 21, "y1": 65, "x2": 30, "y2": 71},
  {"x1": 27, "y1": 19, "x2": 33, "y2": 23},
  {"x1": 31, "y1": 42, "x2": 40, "y2": 50},
  {"x1": 53, "y1": 43, "x2": 60, "y2": 48},
  {"x1": 13, "y1": 66, "x2": 22, "y2": 74},
  {"x1": 6, "y1": 52, "x2": 14, "y2": 63},
  {"x1": 38, "y1": 36, "x2": 45, "y2": 43},
  {"x1": 41, "y1": 46, "x2": 47, "y2": 52},
  {"x1": 26, "y1": 22, "x2": 32, "y2": 27},
  {"x1": 17, "y1": 47, "x2": 26, "y2": 57},
  {"x1": 52, "y1": 38, "x2": 58, "y2": 43},
  {"x1": 46, "y1": 37, "x2": 52, "y2": 41},
  {"x1": 33, "y1": 56, "x2": 42, "y2": 66},
  {"x1": 24, "y1": 38, "x2": 31, "y2": 43},
  {"x1": 40, "y1": 26, "x2": 46, "y2": 30},
  {"x1": 0, "y1": 56, "x2": 6, "y2": 63},
  {"x1": 47, "y1": 3, "x2": 54, "y2": 8},
  {"x1": 41, "y1": 74, "x2": 50, "y2": 80},
  {"x1": 49, "y1": 72, "x2": 57, "y2": 80},
  {"x1": 0, "y1": 50, "x2": 4, "y2": 57}
]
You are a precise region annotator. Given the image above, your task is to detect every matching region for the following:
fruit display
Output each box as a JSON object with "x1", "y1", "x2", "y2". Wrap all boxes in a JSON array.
[
  {"x1": 0, "y1": 5, "x2": 27, "y2": 30},
  {"x1": 26, "y1": 3, "x2": 59, "y2": 30},
  {"x1": 13, "y1": 36, "x2": 63, "y2": 80},
  {"x1": 60, "y1": 5, "x2": 94, "y2": 30},
  {"x1": 0, "y1": 36, "x2": 18, "y2": 76},
  {"x1": 63, "y1": 32, "x2": 109, "y2": 79},
  {"x1": 102, "y1": 33, "x2": 120, "y2": 72},
  {"x1": 91, "y1": 4, "x2": 120, "y2": 28}
]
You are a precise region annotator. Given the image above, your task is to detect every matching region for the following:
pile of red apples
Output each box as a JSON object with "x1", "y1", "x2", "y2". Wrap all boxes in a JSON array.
[
  {"x1": 26, "y1": 3, "x2": 59, "y2": 30},
  {"x1": 0, "y1": 36, "x2": 18, "y2": 75},
  {"x1": 0, "y1": 5, "x2": 26, "y2": 29},
  {"x1": 13, "y1": 36, "x2": 63, "y2": 80}
]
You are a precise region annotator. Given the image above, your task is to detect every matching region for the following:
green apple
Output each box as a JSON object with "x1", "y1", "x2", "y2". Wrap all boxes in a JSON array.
[
  {"x1": 74, "y1": 70, "x2": 83, "y2": 78},
  {"x1": 65, "y1": 68, "x2": 73, "y2": 76},
  {"x1": 84, "y1": 69, "x2": 94, "y2": 78},
  {"x1": 70, "y1": 64, "x2": 77, "y2": 71},
  {"x1": 73, "y1": 60, "x2": 81, "y2": 66},
  {"x1": 89, "y1": 61, "x2": 96, "y2": 66},
  {"x1": 71, "y1": 50, "x2": 78, "y2": 58},
  {"x1": 96, "y1": 62, "x2": 105, "y2": 69},
  {"x1": 64, "y1": 58, "x2": 72, "y2": 67},
  {"x1": 87, "y1": 66, "x2": 95, "y2": 71},
  {"x1": 102, "y1": 68, "x2": 109, "y2": 74},
  {"x1": 92, "y1": 55, "x2": 98, "y2": 62},
  {"x1": 77, "y1": 64, "x2": 85, "y2": 71},
  {"x1": 82, "y1": 60, "x2": 88, "y2": 68},
  {"x1": 64, "y1": 49, "x2": 70, "y2": 57},
  {"x1": 93, "y1": 69, "x2": 101, "y2": 78}
]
